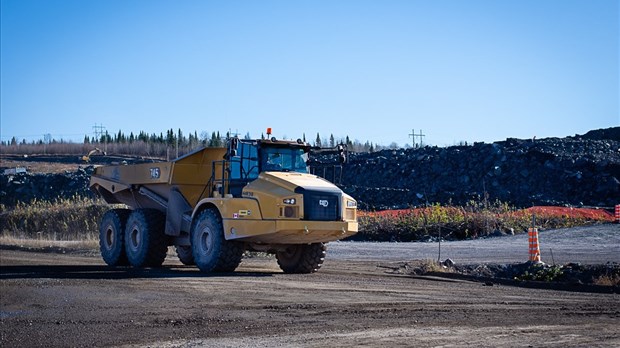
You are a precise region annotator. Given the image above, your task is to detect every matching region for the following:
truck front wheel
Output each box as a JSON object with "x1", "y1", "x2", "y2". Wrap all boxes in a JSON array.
[
  {"x1": 276, "y1": 243, "x2": 327, "y2": 274},
  {"x1": 99, "y1": 209, "x2": 130, "y2": 266},
  {"x1": 191, "y1": 209, "x2": 243, "y2": 273},
  {"x1": 124, "y1": 209, "x2": 168, "y2": 267}
]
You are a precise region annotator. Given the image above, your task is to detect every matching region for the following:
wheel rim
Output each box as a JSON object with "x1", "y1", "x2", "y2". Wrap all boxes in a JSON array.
[
  {"x1": 282, "y1": 247, "x2": 297, "y2": 259},
  {"x1": 129, "y1": 225, "x2": 140, "y2": 252},
  {"x1": 104, "y1": 225, "x2": 114, "y2": 250},
  {"x1": 198, "y1": 225, "x2": 213, "y2": 256},
  {"x1": 278, "y1": 246, "x2": 302, "y2": 264}
]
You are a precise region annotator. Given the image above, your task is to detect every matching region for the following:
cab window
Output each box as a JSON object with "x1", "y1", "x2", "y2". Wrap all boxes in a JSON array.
[
  {"x1": 261, "y1": 147, "x2": 308, "y2": 173},
  {"x1": 230, "y1": 142, "x2": 259, "y2": 180}
]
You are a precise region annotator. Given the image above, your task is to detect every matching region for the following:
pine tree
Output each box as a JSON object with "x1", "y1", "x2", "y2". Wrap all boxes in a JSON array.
[
  {"x1": 329, "y1": 134, "x2": 335, "y2": 147},
  {"x1": 315, "y1": 133, "x2": 322, "y2": 147},
  {"x1": 177, "y1": 128, "x2": 184, "y2": 146}
]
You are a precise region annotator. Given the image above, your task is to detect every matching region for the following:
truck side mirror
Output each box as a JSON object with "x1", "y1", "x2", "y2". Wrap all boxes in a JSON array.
[
  {"x1": 229, "y1": 138, "x2": 239, "y2": 157},
  {"x1": 338, "y1": 145, "x2": 346, "y2": 164}
]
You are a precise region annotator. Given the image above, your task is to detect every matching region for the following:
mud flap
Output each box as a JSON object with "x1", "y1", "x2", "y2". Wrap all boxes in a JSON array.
[{"x1": 165, "y1": 187, "x2": 192, "y2": 236}]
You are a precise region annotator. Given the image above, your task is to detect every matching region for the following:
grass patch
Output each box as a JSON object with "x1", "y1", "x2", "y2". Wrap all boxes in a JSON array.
[
  {"x1": 0, "y1": 235, "x2": 99, "y2": 250},
  {"x1": 0, "y1": 196, "x2": 115, "y2": 241},
  {"x1": 593, "y1": 274, "x2": 620, "y2": 287},
  {"x1": 354, "y1": 201, "x2": 611, "y2": 242},
  {"x1": 0, "y1": 196, "x2": 612, "y2": 245}
]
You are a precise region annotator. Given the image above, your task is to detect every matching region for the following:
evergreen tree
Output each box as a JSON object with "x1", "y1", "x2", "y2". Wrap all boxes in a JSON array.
[
  {"x1": 329, "y1": 134, "x2": 335, "y2": 147},
  {"x1": 177, "y1": 128, "x2": 184, "y2": 146},
  {"x1": 315, "y1": 133, "x2": 322, "y2": 147}
]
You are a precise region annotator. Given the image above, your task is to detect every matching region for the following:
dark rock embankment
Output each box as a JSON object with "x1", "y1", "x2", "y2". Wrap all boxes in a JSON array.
[
  {"x1": 313, "y1": 127, "x2": 620, "y2": 209},
  {"x1": 0, "y1": 156, "x2": 159, "y2": 207},
  {"x1": 1, "y1": 127, "x2": 618, "y2": 209},
  {"x1": 0, "y1": 167, "x2": 95, "y2": 206}
]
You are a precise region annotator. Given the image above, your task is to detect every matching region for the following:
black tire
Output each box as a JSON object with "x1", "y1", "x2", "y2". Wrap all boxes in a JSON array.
[
  {"x1": 191, "y1": 209, "x2": 243, "y2": 273},
  {"x1": 276, "y1": 243, "x2": 327, "y2": 274},
  {"x1": 175, "y1": 245, "x2": 195, "y2": 265},
  {"x1": 99, "y1": 209, "x2": 131, "y2": 266},
  {"x1": 124, "y1": 209, "x2": 168, "y2": 268}
]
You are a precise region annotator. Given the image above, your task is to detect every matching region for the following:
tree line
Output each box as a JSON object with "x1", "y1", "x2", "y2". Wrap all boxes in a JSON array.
[
  {"x1": 0, "y1": 129, "x2": 386, "y2": 153},
  {"x1": 1, "y1": 128, "x2": 387, "y2": 157}
]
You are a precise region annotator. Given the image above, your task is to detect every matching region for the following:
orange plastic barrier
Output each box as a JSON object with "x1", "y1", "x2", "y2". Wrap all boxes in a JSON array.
[{"x1": 615, "y1": 205, "x2": 620, "y2": 223}]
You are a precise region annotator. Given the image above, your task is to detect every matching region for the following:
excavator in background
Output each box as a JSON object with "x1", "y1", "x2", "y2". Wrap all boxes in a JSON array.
[{"x1": 81, "y1": 147, "x2": 106, "y2": 163}]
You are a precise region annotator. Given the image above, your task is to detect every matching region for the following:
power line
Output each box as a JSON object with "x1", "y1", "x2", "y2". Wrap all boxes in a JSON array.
[{"x1": 409, "y1": 129, "x2": 426, "y2": 148}]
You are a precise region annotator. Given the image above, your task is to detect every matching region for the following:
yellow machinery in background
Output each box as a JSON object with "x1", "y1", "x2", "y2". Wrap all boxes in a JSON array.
[{"x1": 89, "y1": 133, "x2": 358, "y2": 273}]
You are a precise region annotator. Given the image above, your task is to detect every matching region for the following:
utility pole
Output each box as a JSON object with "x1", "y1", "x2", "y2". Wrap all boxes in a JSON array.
[
  {"x1": 409, "y1": 129, "x2": 426, "y2": 148},
  {"x1": 92, "y1": 124, "x2": 106, "y2": 143},
  {"x1": 43, "y1": 133, "x2": 51, "y2": 154},
  {"x1": 93, "y1": 124, "x2": 107, "y2": 153}
]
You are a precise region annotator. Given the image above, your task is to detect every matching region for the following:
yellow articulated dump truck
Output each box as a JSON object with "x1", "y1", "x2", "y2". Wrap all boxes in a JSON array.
[{"x1": 89, "y1": 135, "x2": 358, "y2": 273}]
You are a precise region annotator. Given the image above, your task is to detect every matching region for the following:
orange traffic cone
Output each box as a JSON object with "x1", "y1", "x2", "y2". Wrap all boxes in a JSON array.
[{"x1": 528, "y1": 227, "x2": 541, "y2": 262}]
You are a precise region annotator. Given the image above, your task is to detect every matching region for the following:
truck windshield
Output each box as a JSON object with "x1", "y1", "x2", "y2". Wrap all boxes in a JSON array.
[{"x1": 261, "y1": 147, "x2": 309, "y2": 173}]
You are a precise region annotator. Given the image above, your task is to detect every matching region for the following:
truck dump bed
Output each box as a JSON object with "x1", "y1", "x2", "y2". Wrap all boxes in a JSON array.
[{"x1": 90, "y1": 147, "x2": 227, "y2": 210}]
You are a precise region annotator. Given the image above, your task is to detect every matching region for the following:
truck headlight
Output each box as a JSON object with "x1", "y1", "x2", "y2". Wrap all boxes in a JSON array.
[
  {"x1": 346, "y1": 200, "x2": 357, "y2": 208},
  {"x1": 283, "y1": 198, "x2": 296, "y2": 205}
]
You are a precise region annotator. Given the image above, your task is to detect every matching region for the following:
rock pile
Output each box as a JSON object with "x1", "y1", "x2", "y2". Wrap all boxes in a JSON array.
[
  {"x1": 1, "y1": 127, "x2": 618, "y2": 210},
  {"x1": 314, "y1": 127, "x2": 620, "y2": 209},
  {"x1": 0, "y1": 167, "x2": 94, "y2": 206}
]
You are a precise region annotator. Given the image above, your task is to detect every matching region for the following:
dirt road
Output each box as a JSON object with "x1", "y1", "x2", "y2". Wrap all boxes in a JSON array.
[{"x1": 1, "y1": 226, "x2": 620, "y2": 347}]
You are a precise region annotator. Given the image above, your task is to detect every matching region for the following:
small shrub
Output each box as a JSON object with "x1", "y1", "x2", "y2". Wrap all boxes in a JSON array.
[
  {"x1": 593, "y1": 274, "x2": 620, "y2": 286},
  {"x1": 355, "y1": 201, "x2": 608, "y2": 242}
]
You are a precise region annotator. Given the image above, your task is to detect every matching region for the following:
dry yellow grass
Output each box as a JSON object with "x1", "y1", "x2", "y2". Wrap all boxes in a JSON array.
[
  {"x1": 593, "y1": 274, "x2": 620, "y2": 287},
  {"x1": 0, "y1": 158, "x2": 82, "y2": 174},
  {"x1": 0, "y1": 235, "x2": 99, "y2": 250}
]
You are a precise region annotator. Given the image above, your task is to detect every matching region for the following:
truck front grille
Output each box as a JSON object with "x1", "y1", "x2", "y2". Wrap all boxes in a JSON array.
[{"x1": 296, "y1": 187, "x2": 341, "y2": 221}]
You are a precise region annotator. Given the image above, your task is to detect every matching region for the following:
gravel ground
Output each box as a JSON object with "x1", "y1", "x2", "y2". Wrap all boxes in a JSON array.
[
  {"x1": 1, "y1": 224, "x2": 619, "y2": 347},
  {"x1": 329, "y1": 224, "x2": 620, "y2": 264}
]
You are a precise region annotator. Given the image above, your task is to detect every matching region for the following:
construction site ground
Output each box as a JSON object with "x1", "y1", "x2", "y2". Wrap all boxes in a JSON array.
[{"x1": 1, "y1": 224, "x2": 619, "y2": 347}]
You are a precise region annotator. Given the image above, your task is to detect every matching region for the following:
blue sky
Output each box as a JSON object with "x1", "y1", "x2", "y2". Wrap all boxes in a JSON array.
[{"x1": 1, "y1": 0, "x2": 618, "y2": 147}]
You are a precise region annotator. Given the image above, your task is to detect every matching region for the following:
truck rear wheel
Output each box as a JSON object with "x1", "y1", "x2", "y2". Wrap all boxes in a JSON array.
[
  {"x1": 99, "y1": 209, "x2": 130, "y2": 266},
  {"x1": 276, "y1": 243, "x2": 327, "y2": 274},
  {"x1": 191, "y1": 209, "x2": 243, "y2": 273},
  {"x1": 175, "y1": 245, "x2": 195, "y2": 265},
  {"x1": 124, "y1": 209, "x2": 168, "y2": 268}
]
